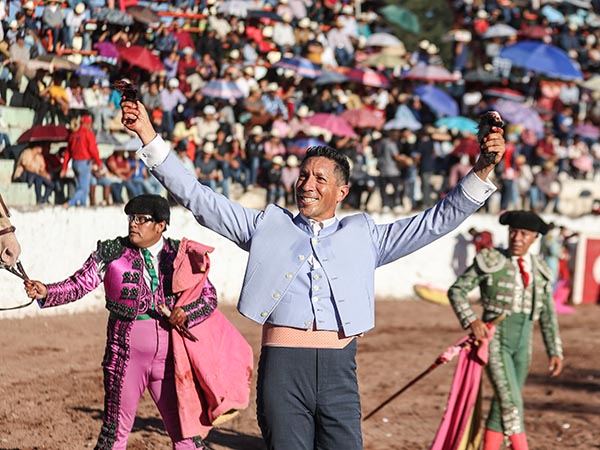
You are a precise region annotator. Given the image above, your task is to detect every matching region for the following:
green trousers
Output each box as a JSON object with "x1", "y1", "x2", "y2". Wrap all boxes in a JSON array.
[{"x1": 486, "y1": 312, "x2": 534, "y2": 435}]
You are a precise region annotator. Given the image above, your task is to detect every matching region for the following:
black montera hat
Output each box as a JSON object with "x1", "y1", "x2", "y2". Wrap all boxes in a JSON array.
[
  {"x1": 499, "y1": 210, "x2": 549, "y2": 235},
  {"x1": 124, "y1": 195, "x2": 170, "y2": 224}
]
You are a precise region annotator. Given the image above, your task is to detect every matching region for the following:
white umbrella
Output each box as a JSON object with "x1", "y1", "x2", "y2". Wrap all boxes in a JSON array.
[
  {"x1": 482, "y1": 24, "x2": 517, "y2": 39},
  {"x1": 217, "y1": 0, "x2": 260, "y2": 17},
  {"x1": 365, "y1": 33, "x2": 403, "y2": 48}
]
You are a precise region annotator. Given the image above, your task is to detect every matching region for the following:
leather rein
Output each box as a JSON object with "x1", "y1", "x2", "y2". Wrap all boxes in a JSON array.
[{"x1": 0, "y1": 194, "x2": 33, "y2": 311}]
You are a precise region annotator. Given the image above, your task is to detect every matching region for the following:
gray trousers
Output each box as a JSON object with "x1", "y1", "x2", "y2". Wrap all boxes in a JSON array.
[{"x1": 256, "y1": 340, "x2": 363, "y2": 450}]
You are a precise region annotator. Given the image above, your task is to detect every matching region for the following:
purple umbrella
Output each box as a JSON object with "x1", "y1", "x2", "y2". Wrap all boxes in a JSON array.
[
  {"x1": 492, "y1": 99, "x2": 545, "y2": 133},
  {"x1": 575, "y1": 123, "x2": 600, "y2": 140},
  {"x1": 286, "y1": 137, "x2": 327, "y2": 156},
  {"x1": 414, "y1": 85, "x2": 459, "y2": 118},
  {"x1": 93, "y1": 41, "x2": 120, "y2": 59}
]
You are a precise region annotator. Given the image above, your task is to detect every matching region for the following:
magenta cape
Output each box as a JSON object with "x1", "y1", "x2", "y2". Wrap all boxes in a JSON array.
[
  {"x1": 429, "y1": 326, "x2": 496, "y2": 450},
  {"x1": 171, "y1": 238, "x2": 253, "y2": 439}
]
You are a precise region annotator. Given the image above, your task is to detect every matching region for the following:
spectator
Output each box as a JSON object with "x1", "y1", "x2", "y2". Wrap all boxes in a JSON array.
[
  {"x1": 194, "y1": 141, "x2": 222, "y2": 192},
  {"x1": 41, "y1": 0, "x2": 66, "y2": 52},
  {"x1": 160, "y1": 77, "x2": 187, "y2": 140},
  {"x1": 12, "y1": 144, "x2": 55, "y2": 204},
  {"x1": 84, "y1": 78, "x2": 113, "y2": 133},
  {"x1": 65, "y1": 2, "x2": 88, "y2": 51},
  {"x1": 245, "y1": 125, "x2": 265, "y2": 187},
  {"x1": 281, "y1": 154, "x2": 299, "y2": 207},
  {"x1": 8, "y1": 31, "x2": 31, "y2": 91},
  {"x1": 265, "y1": 155, "x2": 285, "y2": 205},
  {"x1": 62, "y1": 114, "x2": 103, "y2": 207},
  {"x1": 192, "y1": 104, "x2": 220, "y2": 143},
  {"x1": 327, "y1": 17, "x2": 354, "y2": 67},
  {"x1": 106, "y1": 150, "x2": 140, "y2": 204},
  {"x1": 530, "y1": 160, "x2": 560, "y2": 213},
  {"x1": 374, "y1": 130, "x2": 403, "y2": 213},
  {"x1": 261, "y1": 82, "x2": 288, "y2": 121}
]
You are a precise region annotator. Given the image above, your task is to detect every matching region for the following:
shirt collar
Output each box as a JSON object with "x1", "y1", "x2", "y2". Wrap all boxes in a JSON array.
[
  {"x1": 299, "y1": 214, "x2": 337, "y2": 235},
  {"x1": 143, "y1": 237, "x2": 164, "y2": 258}
]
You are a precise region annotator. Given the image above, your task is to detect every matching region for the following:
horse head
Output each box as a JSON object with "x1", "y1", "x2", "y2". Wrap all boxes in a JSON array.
[{"x1": 0, "y1": 194, "x2": 22, "y2": 269}]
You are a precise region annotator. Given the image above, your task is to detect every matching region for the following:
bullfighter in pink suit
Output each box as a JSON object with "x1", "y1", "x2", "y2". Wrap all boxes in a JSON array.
[{"x1": 24, "y1": 194, "x2": 217, "y2": 450}]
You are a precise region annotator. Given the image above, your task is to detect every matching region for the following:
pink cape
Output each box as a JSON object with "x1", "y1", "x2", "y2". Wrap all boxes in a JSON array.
[
  {"x1": 429, "y1": 326, "x2": 496, "y2": 450},
  {"x1": 171, "y1": 238, "x2": 254, "y2": 439}
]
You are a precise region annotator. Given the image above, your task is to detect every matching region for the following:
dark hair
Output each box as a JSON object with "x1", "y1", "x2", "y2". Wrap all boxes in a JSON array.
[{"x1": 302, "y1": 145, "x2": 350, "y2": 185}]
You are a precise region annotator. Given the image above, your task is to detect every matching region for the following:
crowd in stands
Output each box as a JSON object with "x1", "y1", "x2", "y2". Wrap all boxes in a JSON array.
[{"x1": 1, "y1": 0, "x2": 600, "y2": 214}]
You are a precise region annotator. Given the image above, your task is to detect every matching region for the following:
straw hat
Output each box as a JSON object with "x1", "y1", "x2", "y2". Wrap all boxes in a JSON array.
[
  {"x1": 203, "y1": 142, "x2": 215, "y2": 154},
  {"x1": 203, "y1": 105, "x2": 217, "y2": 115},
  {"x1": 286, "y1": 155, "x2": 299, "y2": 167},
  {"x1": 272, "y1": 155, "x2": 285, "y2": 166},
  {"x1": 249, "y1": 125, "x2": 263, "y2": 136},
  {"x1": 296, "y1": 105, "x2": 310, "y2": 118},
  {"x1": 74, "y1": 2, "x2": 85, "y2": 14}
]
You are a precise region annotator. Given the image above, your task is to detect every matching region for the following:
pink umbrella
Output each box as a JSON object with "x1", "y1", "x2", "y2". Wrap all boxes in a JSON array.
[
  {"x1": 403, "y1": 64, "x2": 458, "y2": 82},
  {"x1": 305, "y1": 113, "x2": 357, "y2": 137},
  {"x1": 346, "y1": 68, "x2": 390, "y2": 88},
  {"x1": 340, "y1": 108, "x2": 385, "y2": 129},
  {"x1": 117, "y1": 45, "x2": 164, "y2": 72}
]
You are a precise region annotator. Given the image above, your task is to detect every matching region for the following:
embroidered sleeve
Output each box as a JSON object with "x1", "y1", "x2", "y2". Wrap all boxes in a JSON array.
[
  {"x1": 539, "y1": 280, "x2": 564, "y2": 359},
  {"x1": 40, "y1": 253, "x2": 102, "y2": 308},
  {"x1": 448, "y1": 262, "x2": 486, "y2": 329},
  {"x1": 182, "y1": 278, "x2": 218, "y2": 328}
]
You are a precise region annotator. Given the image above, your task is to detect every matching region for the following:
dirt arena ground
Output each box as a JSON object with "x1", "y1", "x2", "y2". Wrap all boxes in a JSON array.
[{"x1": 1, "y1": 300, "x2": 599, "y2": 450}]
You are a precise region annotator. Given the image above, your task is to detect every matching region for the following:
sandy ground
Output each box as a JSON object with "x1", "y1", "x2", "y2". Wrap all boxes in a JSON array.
[{"x1": 0, "y1": 300, "x2": 599, "y2": 450}]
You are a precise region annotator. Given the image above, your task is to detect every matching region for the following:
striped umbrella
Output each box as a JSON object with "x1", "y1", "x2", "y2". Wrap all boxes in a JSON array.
[
  {"x1": 273, "y1": 56, "x2": 322, "y2": 79},
  {"x1": 346, "y1": 68, "x2": 390, "y2": 88},
  {"x1": 200, "y1": 79, "x2": 245, "y2": 100}
]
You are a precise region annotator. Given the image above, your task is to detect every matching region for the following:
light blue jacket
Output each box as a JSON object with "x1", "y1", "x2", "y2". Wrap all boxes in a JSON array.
[{"x1": 145, "y1": 138, "x2": 495, "y2": 336}]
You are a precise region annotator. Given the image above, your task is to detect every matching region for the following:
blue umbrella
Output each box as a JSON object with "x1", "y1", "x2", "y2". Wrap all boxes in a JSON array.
[
  {"x1": 200, "y1": 79, "x2": 244, "y2": 100},
  {"x1": 414, "y1": 85, "x2": 459, "y2": 118},
  {"x1": 499, "y1": 41, "x2": 583, "y2": 80},
  {"x1": 76, "y1": 64, "x2": 108, "y2": 79},
  {"x1": 274, "y1": 56, "x2": 322, "y2": 79},
  {"x1": 314, "y1": 69, "x2": 348, "y2": 85},
  {"x1": 435, "y1": 116, "x2": 478, "y2": 135}
]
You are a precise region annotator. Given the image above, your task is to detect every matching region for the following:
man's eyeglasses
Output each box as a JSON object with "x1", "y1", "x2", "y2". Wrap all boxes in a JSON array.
[{"x1": 127, "y1": 215, "x2": 155, "y2": 225}]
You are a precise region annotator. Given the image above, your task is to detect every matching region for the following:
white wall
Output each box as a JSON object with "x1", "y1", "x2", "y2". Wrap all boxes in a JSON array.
[{"x1": 1, "y1": 205, "x2": 599, "y2": 319}]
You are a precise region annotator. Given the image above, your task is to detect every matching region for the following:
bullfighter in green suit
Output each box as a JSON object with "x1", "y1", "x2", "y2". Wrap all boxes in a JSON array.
[{"x1": 448, "y1": 210, "x2": 564, "y2": 450}]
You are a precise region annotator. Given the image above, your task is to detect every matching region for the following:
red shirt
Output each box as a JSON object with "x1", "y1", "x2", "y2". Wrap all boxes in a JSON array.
[{"x1": 63, "y1": 125, "x2": 102, "y2": 171}]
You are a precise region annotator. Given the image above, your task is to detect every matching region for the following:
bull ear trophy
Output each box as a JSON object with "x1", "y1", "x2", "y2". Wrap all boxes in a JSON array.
[{"x1": 0, "y1": 193, "x2": 33, "y2": 311}]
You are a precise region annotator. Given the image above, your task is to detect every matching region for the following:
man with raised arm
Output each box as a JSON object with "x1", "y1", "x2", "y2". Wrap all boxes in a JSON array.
[{"x1": 121, "y1": 99, "x2": 505, "y2": 450}]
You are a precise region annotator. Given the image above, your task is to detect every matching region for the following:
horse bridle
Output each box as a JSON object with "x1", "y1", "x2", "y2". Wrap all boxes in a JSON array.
[
  {"x1": 0, "y1": 194, "x2": 16, "y2": 237},
  {"x1": 0, "y1": 194, "x2": 33, "y2": 311}
]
